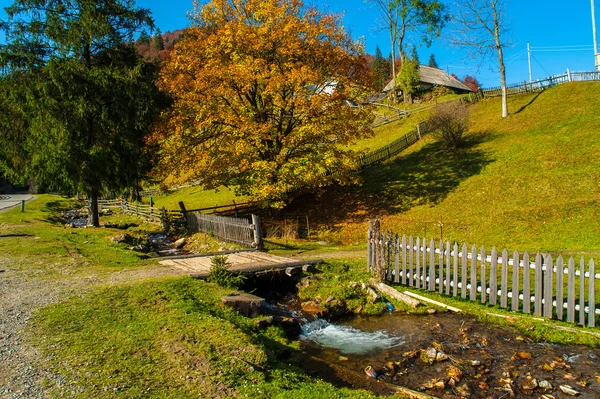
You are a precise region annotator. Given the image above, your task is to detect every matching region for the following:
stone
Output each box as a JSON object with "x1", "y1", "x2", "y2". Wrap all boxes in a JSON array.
[
  {"x1": 426, "y1": 308, "x2": 437, "y2": 314},
  {"x1": 436, "y1": 351, "x2": 449, "y2": 361},
  {"x1": 512, "y1": 351, "x2": 532, "y2": 360},
  {"x1": 301, "y1": 301, "x2": 328, "y2": 317},
  {"x1": 471, "y1": 360, "x2": 481, "y2": 366},
  {"x1": 110, "y1": 234, "x2": 128, "y2": 243},
  {"x1": 456, "y1": 383, "x2": 471, "y2": 398},
  {"x1": 131, "y1": 244, "x2": 148, "y2": 253},
  {"x1": 538, "y1": 380, "x2": 553, "y2": 392},
  {"x1": 559, "y1": 385, "x2": 580, "y2": 396},
  {"x1": 173, "y1": 237, "x2": 186, "y2": 249},
  {"x1": 425, "y1": 347, "x2": 438, "y2": 361},
  {"x1": 446, "y1": 365, "x2": 462, "y2": 383},
  {"x1": 222, "y1": 293, "x2": 265, "y2": 318}
]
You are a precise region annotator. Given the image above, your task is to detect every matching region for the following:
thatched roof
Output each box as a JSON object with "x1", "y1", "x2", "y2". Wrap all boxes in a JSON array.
[{"x1": 383, "y1": 65, "x2": 473, "y2": 92}]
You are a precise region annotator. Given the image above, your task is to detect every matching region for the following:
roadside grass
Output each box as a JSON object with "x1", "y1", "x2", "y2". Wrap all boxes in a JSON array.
[
  {"x1": 0, "y1": 195, "x2": 158, "y2": 275},
  {"x1": 29, "y1": 276, "x2": 380, "y2": 399}
]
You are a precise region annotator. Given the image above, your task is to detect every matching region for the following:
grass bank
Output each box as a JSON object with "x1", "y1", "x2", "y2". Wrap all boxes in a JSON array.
[{"x1": 289, "y1": 82, "x2": 600, "y2": 257}]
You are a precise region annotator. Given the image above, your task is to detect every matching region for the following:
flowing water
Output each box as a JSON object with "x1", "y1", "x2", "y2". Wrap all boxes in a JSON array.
[{"x1": 298, "y1": 312, "x2": 600, "y2": 398}]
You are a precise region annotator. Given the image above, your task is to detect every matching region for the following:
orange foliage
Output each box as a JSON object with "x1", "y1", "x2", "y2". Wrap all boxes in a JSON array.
[{"x1": 152, "y1": 0, "x2": 374, "y2": 207}]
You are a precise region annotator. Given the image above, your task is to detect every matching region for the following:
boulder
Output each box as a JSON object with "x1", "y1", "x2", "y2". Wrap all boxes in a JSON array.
[
  {"x1": 301, "y1": 301, "x2": 328, "y2": 317},
  {"x1": 222, "y1": 293, "x2": 265, "y2": 318},
  {"x1": 173, "y1": 237, "x2": 186, "y2": 249}
]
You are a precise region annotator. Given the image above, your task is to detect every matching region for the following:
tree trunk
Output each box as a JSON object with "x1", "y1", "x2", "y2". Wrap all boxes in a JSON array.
[
  {"x1": 88, "y1": 188, "x2": 100, "y2": 227},
  {"x1": 389, "y1": 29, "x2": 397, "y2": 104},
  {"x1": 498, "y1": 49, "x2": 508, "y2": 118},
  {"x1": 493, "y1": 5, "x2": 508, "y2": 118}
]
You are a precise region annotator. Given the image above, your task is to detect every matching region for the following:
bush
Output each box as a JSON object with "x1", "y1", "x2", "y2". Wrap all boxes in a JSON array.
[
  {"x1": 429, "y1": 100, "x2": 470, "y2": 148},
  {"x1": 208, "y1": 255, "x2": 245, "y2": 289}
]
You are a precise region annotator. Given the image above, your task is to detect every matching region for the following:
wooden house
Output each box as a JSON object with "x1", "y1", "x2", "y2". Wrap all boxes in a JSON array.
[{"x1": 383, "y1": 65, "x2": 473, "y2": 95}]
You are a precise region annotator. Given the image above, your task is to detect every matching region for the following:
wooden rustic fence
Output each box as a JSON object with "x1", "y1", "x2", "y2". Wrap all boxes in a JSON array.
[
  {"x1": 186, "y1": 213, "x2": 262, "y2": 248},
  {"x1": 481, "y1": 70, "x2": 600, "y2": 98},
  {"x1": 367, "y1": 224, "x2": 598, "y2": 327},
  {"x1": 359, "y1": 121, "x2": 432, "y2": 168},
  {"x1": 92, "y1": 199, "x2": 182, "y2": 223}
]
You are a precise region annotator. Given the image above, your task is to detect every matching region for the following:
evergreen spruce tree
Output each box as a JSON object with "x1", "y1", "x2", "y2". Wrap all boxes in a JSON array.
[
  {"x1": 0, "y1": 0, "x2": 164, "y2": 226},
  {"x1": 428, "y1": 53, "x2": 439, "y2": 68},
  {"x1": 371, "y1": 45, "x2": 390, "y2": 91},
  {"x1": 153, "y1": 28, "x2": 165, "y2": 51},
  {"x1": 411, "y1": 45, "x2": 420, "y2": 64}
]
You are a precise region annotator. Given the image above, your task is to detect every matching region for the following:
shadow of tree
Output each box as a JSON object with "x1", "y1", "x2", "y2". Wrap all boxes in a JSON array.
[
  {"x1": 514, "y1": 91, "x2": 543, "y2": 114},
  {"x1": 42, "y1": 199, "x2": 82, "y2": 225},
  {"x1": 285, "y1": 133, "x2": 494, "y2": 226}
]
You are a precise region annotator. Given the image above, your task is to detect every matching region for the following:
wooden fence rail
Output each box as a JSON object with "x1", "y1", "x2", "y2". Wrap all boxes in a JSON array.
[
  {"x1": 91, "y1": 199, "x2": 182, "y2": 223},
  {"x1": 359, "y1": 121, "x2": 432, "y2": 168},
  {"x1": 186, "y1": 213, "x2": 262, "y2": 248},
  {"x1": 481, "y1": 70, "x2": 600, "y2": 98},
  {"x1": 367, "y1": 226, "x2": 599, "y2": 327}
]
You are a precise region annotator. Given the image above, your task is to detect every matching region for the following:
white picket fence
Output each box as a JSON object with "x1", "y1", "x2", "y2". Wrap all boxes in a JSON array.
[{"x1": 367, "y1": 228, "x2": 598, "y2": 327}]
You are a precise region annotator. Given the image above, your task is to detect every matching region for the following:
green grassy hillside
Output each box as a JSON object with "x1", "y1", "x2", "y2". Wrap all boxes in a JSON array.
[{"x1": 293, "y1": 82, "x2": 600, "y2": 256}]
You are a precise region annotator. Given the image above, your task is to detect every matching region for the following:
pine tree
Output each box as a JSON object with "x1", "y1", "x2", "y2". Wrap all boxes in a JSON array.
[
  {"x1": 153, "y1": 28, "x2": 165, "y2": 51},
  {"x1": 0, "y1": 0, "x2": 164, "y2": 226},
  {"x1": 137, "y1": 30, "x2": 151, "y2": 46},
  {"x1": 372, "y1": 45, "x2": 390, "y2": 91},
  {"x1": 411, "y1": 45, "x2": 420, "y2": 64},
  {"x1": 428, "y1": 53, "x2": 439, "y2": 68}
]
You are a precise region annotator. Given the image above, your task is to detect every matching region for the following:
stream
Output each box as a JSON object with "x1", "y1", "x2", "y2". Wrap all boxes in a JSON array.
[{"x1": 297, "y1": 312, "x2": 600, "y2": 398}]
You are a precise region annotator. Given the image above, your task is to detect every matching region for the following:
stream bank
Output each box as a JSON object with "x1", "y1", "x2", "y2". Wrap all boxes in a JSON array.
[{"x1": 298, "y1": 312, "x2": 600, "y2": 398}]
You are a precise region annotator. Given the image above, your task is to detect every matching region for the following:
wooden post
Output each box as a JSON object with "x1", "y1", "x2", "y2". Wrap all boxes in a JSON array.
[
  {"x1": 20, "y1": 200, "x2": 25, "y2": 213},
  {"x1": 429, "y1": 239, "x2": 435, "y2": 291},
  {"x1": 501, "y1": 249, "x2": 509, "y2": 308},
  {"x1": 461, "y1": 243, "x2": 467, "y2": 299},
  {"x1": 416, "y1": 123, "x2": 421, "y2": 139},
  {"x1": 409, "y1": 236, "x2": 414, "y2": 287},
  {"x1": 534, "y1": 253, "x2": 543, "y2": 316},
  {"x1": 523, "y1": 252, "x2": 531, "y2": 314},
  {"x1": 580, "y1": 257, "x2": 586, "y2": 326},
  {"x1": 470, "y1": 244, "x2": 477, "y2": 301},
  {"x1": 415, "y1": 237, "x2": 421, "y2": 289},
  {"x1": 394, "y1": 234, "x2": 400, "y2": 283},
  {"x1": 543, "y1": 255, "x2": 553, "y2": 318},
  {"x1": 367, "y1": 226, "x2": 373, "y2": 272},
  {"x1": 589, "y1": 259, "x2": 596, "y2": 328},
  {"x1": 480, "y1": 246, "x2": 487, "y2": 304},
  {"x1": 453, "y1": 242, "x2": 459, "y2": 297},
  {"x1": 567, "y1": 257, "x2": 575, "y2": 323},
  {"x1": 401, "y1": 235, "x2": 407, "y2": 285},
  {"x1": 490, "y1": 248, "x2": 498, "y2": 306},
  {"x1": 178, "y1": 201, "x2": 187, "y2": 216},
  {"x1": 512, "y1": 251, "x2": 520, "y2": 311},
  {"x1": 556, "y1": 256, "x2": 564, "y2": 320},
  {"x1": 438, "y1": 240, "x2": 444, "y2": 294},
  {"x1": 251, "y1": 214, "x2": 263, "y2": 250},
  {"x1": 445, "y1": 241, "x2": 451, "y2": 295}
]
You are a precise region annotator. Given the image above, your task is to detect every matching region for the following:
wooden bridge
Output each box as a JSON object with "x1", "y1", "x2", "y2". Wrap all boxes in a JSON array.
[{"x1": 159, "y1": 250, "x2": 322, "y2": 278}]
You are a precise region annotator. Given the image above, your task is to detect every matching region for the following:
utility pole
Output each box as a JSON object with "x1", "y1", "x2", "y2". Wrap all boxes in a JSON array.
[
  {"x1": 527, "y1": 42, "x2": 532, "y2": 82},
  {"x1": 592, "y1": 0, "x2": 600, "y2": 70}
]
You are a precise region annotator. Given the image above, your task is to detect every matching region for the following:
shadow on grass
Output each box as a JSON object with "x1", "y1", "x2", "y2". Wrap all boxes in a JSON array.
[
  {"x1": 42, "y1": 199, "x2": 83, "y2": 225},
  {"x1": 514, "y1": 91, "x2": 543, "y2": 114},
  {"x1": 286, "y1": 133, "x2": 494, "y2": 225}
]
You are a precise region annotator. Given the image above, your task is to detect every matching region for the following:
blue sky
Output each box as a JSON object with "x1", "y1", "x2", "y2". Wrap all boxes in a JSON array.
[{"x1": 2, "y1": 0, "x2": 599, "y2": 87}]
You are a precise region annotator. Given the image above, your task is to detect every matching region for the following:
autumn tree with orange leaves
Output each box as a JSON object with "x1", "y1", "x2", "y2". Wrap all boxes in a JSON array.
[{"x1": 153, "y1": 0, "x2": 373, "y2": 206}]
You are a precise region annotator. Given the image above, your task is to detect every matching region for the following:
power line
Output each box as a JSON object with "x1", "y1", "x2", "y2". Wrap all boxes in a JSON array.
[
  {"x1": 531, "y1": 44, "x2": 593, "y2": 49},
  {"x1": 531, "y1": 54, "x2": 550, "y2": 76}
]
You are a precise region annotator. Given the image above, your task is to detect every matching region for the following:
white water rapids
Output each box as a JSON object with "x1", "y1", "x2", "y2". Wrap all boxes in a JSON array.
[{"x1": 299, "y1": 319, "x2": 404, "y2": 355}]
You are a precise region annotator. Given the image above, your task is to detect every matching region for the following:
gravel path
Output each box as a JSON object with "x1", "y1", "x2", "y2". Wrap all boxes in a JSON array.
[{"x1": 0, "y1": 260, "x2": 186, "y2": 398}]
